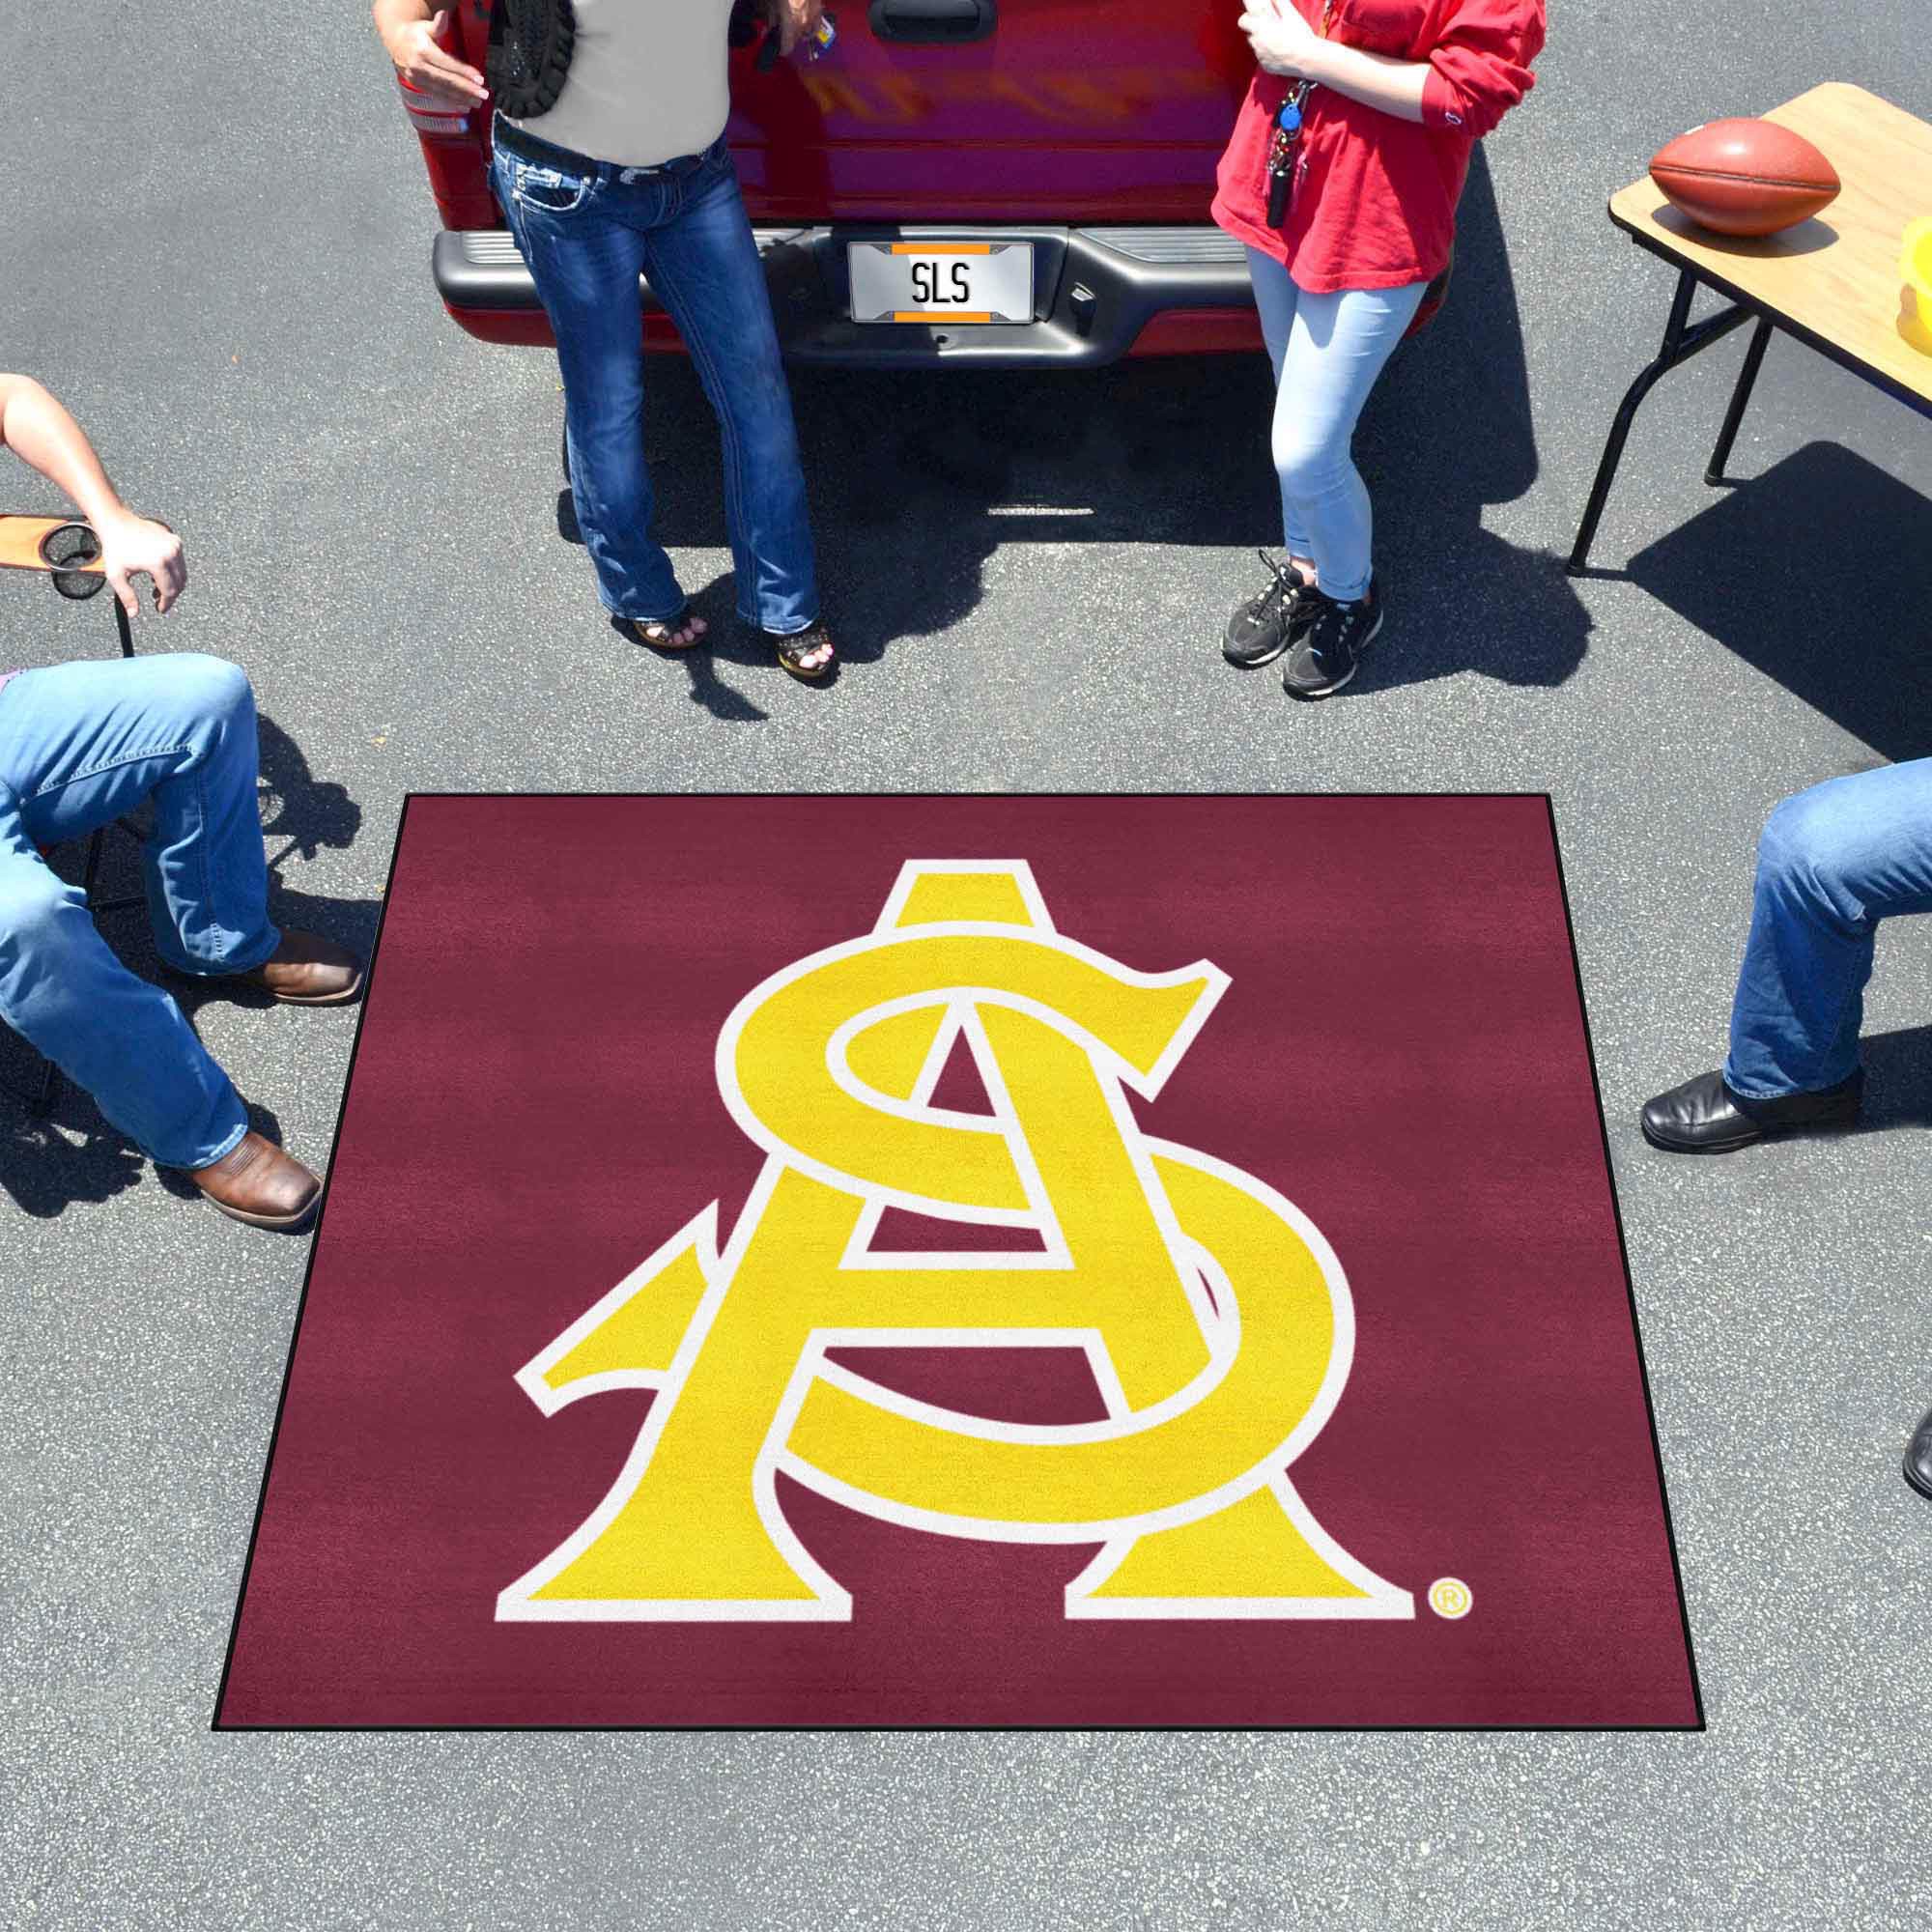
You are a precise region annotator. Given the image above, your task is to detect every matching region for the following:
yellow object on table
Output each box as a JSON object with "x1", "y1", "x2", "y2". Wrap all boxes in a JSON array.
[{"x1": 1902, "y1": 217, "x2": 1932, "y2": 355}]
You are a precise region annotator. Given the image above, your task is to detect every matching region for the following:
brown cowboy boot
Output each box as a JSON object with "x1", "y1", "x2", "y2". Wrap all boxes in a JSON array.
[
  {"x1": 240, "y1": 929, "x2": 364, "y2": 1006},
  {"x1": 190, "y1": 1132, "x2": 322, "y2": 1231}
]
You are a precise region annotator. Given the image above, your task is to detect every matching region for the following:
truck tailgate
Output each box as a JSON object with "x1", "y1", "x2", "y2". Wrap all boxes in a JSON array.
[{"x1": 727, "y1": 0, "x2": 1252, "y2": 223}]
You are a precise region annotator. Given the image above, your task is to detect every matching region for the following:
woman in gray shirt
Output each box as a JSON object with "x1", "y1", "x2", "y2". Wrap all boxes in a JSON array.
[{"x1": 378, "y1": 0, "x2": 838, "y2": 680}]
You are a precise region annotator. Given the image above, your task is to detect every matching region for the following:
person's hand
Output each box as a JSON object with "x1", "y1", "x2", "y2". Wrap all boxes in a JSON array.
[
  {"x1": 382, "y1": 8, "x2": 488, "y2": 109},
  {"x1": 768, "y1": 0, "x2": 826, "y2": 58},
  {"x1": 1238, "y1": 0, "x2": 1324, "y2": 79},
  {"x1": 97, "y1": 512, "x2": 186, "y2": 617}
]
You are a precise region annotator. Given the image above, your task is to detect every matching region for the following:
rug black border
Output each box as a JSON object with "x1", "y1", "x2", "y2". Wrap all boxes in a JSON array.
[{"x1": 212, "y1": 789, "x2": 1707, "y2": 1737}]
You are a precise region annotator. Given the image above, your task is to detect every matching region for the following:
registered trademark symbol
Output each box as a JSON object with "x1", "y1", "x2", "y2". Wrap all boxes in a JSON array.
[{"x1": 1428, "y1": 1577, "x2": 1473, "y2": 1620}]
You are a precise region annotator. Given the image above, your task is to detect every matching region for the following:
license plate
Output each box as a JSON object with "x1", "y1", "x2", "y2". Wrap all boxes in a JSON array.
[{"x1": 847, "y1": 241, "x2": 1034, "y2": 325}]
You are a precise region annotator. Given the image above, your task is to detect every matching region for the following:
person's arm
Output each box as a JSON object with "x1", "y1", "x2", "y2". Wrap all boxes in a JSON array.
[
  {"x1": 0, "y1": 374, "x2": 186, "y2": 617},
  {"x1": 1238, "y1": 2, "x2": 1429, "y2": 120},
  {"x1": 1303, "y1": 36, "x2": 1432, "y2": 122},
  {"x1": 1239, "y1": 0, "x2": 1541, "y2": 136},
  {"x1": 373, "y1": 0, "x2": 488, "y2": 108}
]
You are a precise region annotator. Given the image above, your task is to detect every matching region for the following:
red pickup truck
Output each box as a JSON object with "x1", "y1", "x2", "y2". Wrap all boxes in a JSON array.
[{"x1": 410, "y1": 1, "x2": 1441, "y2": 366}]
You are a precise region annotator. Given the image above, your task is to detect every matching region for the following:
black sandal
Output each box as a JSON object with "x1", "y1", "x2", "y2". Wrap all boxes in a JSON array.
[
  {"x1": 624, "y1": 604, "x2": 707, "y2": 653},
  {"x1": 766, "y1": 618, "x2": 837, "y2": 683}
]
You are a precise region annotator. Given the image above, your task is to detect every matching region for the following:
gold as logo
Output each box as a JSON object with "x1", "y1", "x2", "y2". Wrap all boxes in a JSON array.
[{"x1": 498, "y1": 862, "x2": 1410, "y2": 1623}]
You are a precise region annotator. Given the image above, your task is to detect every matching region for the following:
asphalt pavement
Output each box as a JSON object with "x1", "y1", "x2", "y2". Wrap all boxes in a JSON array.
[{"x1": 2, "y1": 1, "x2": 1929, "y2": 1926}]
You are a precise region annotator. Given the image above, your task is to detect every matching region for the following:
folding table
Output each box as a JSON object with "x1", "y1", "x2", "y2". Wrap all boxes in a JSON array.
[{"x1": 1569, "y1": 82, "x2": 1932, "y2": 575}]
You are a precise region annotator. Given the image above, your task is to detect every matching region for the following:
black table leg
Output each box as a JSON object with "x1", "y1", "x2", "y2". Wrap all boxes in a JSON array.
[
  {"x1": 1567, "y1": 269, "x2": 1757, "y2": 576},
  {"x1": 91, "y1": 592, "x2": 146, "y2": 917},
  {"x1": 1705, "y1": 317, "x2": 1775, "y2": 485}
]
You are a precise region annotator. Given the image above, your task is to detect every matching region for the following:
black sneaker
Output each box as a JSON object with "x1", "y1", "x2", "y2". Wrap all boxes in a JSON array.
[
  {"x1": 1223, "y1": 551, "x2": 1317, "y2": 668},
  {"x1": 1282, "y1": 577, "x2": 1382, "y2": 699}
]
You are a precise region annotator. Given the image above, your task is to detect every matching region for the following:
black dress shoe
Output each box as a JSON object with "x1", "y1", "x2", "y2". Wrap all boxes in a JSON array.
[
  {"x1": 1905, "y1": 1407, "x2": 1932, "y2": 1501},
  {"x1": 1639, "y1": 1066, "x2": 1862, "y2": 1153}
]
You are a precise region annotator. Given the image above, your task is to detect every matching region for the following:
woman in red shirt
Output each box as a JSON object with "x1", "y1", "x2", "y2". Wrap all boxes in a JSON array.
[{"x1": 1213, "y1": 0, "x2": 1545, "y2": 697}]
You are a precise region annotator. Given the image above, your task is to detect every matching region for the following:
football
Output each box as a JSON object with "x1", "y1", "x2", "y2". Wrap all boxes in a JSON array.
[{"x1": 1649, "y1": 118, "x2": 1841, "y2": 237}]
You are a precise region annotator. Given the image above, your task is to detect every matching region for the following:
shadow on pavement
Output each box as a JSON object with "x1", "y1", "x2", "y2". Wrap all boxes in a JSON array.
[
  {"x1": 0, "y1": 712, "x2": 376, "y2": 1219},
  {"x1": 550, "y1": 144, "x2": 1583, "y2": 710},
  {"x1": 1624, "y1": 441, "x2": 1932, "y2": 763},
  {"x1": 0, "y1": 1087, "x2": 296, "y2": 1221},
  {"x1": 258, "y1": 712, "x2": 362, "y2": 869},
  {"x1": 1856, "y1": 1023, "x2": 1932, "y2": 1132},
  {"x1": 0, "y1": 1110, "x2": 146, "y2": 1217},
  {"x1": 1345, "y1": 143, "x2": 1592, "y2": 697}
]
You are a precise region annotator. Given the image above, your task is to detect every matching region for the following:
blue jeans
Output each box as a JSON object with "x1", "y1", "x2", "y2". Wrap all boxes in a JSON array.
[
  {"x1": 0, "y1": 655, "x2": 277, "y2": 1168},
  {"x1": 1725, "y1": 759, "x2": 1932, "y2": 1098},
  {"x1": 1245, "y1": 250, "x2": 1428, "y2": 603},
  {"x1": 492, "y1": 123, "x2": 819, "y2": 635}
]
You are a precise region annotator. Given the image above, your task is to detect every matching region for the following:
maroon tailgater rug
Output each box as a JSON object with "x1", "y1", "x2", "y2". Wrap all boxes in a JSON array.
[{"x1": 217, "y1": 795, "x2": 1700, "y2": 1730}]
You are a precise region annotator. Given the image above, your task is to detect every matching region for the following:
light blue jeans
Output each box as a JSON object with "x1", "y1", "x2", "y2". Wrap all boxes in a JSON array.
[
  {"x1": 0, "y1": 655, "x2": 277, "y2": 1168},
  {"x1": 1246, "y1": 249, "x2": 1429, "y2": 603},
  {"x1": 492, "y1": 121, "x2": 819, "y2": 635},
  {"x1": 1725, "y1": 759, "x2": 1932, "y2": 1098}
]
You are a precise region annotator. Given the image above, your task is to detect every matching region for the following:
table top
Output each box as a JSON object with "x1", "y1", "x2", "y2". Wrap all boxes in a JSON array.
[
  {"x1": 1609, "y1": 82, "x2": 1932, "y2": 411},
  {"x1": 0, "y1": 514, "x2": 103, "y2": 576}
]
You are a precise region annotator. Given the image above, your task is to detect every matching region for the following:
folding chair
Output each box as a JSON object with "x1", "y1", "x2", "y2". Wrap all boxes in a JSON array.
[{"x1": 0, "y1": 516, "x2": 144, "y2": 1115}]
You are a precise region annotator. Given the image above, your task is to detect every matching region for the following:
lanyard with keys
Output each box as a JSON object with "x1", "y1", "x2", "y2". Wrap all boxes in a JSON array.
[{"x1": 1264, "y1": 0, "x2": 1337, "y2": 226}]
